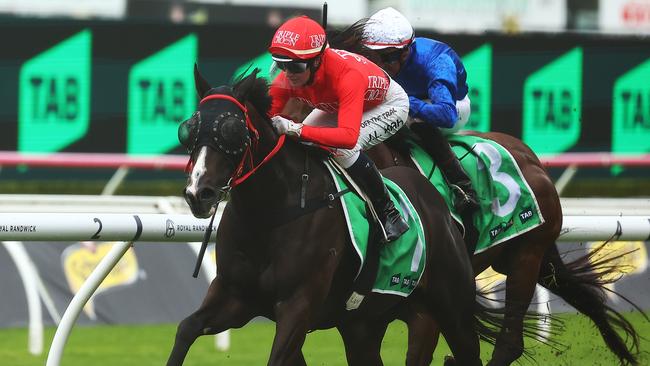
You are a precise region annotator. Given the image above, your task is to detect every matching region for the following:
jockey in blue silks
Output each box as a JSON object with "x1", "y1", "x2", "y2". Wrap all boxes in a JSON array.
[{"x1": 363, "y1": 7, "x2": 479, "y2": 215}]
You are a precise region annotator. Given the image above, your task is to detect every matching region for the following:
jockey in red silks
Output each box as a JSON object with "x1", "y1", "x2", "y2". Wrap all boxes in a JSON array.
[{"x1": 267, "y1": 15, "x2": 409, "y2": 243}]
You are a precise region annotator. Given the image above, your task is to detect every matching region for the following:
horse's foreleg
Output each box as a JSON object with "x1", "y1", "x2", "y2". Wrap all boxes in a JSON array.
[
  {"x1": 166, "y1": 278, "x2": 255, "y2": 366},
  {"x1": 288, "y1": 351, "x2": 308, "y2": 366},
  {"x1": 426, "y1": 256, "x2": 482, "y2": 366},
  {"x1": 266, "y1": 291, "x2": 316, "y2": 366},
  {"x1": 267, "y1": 234, "x2": 341, "y2": 366},
  {"x1": 488, "y1": 244, "x2": 544, "y2": 366},
  {"x1": 432, "y1": 293, "x2": 482, "y2": 366},
  {"x1": 338, "y1": 319, "x2": 390, "y2": 366},
  {"x1": 268, "y1": 263, "x2": 340, "y2": 364},
  {"x1": 401, "y1": 301, "x2": 440, "y2": 366}
]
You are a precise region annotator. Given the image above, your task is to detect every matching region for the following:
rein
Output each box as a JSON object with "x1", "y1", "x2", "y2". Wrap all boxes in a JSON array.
[
  {"x1": 198, "y1": 93, "x2": 286, "y2": 189},
  {"x1": 191, "y1": 93, "x2": 286, "y2": 278}
]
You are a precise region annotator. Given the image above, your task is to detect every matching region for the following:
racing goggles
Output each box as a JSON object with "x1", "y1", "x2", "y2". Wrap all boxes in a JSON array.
[
  {"x1": 379, "y1": 49, "x2": 404, "y2": 64},
  {"x1": 272, "y1": 54, "x2": 311, "y2": 73},
  {"x1": 275, "y1": 59, "x2": 310, "y2": 73}
]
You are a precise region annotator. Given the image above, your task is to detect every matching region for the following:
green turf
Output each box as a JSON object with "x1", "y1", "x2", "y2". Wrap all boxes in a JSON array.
[{"x1": 1, "y1": 312, "x2": 648, "y2": 365}]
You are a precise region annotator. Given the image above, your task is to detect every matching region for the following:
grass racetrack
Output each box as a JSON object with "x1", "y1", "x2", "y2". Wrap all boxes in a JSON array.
[{"x1": 2, "y1": 312, "x2": 648, "y2": 366}]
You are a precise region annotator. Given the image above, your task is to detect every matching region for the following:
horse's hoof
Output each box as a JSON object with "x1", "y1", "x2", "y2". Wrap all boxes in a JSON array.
[{"x1": 443, "y1": 355, "x2": 456, "y2": 366}]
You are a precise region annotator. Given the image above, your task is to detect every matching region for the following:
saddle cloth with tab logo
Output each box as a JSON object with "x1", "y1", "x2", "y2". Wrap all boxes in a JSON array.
[
  {"x1": 325, "y1": 162, "x2": 426, "y2": 297},
  {"x1": 410, "y1": 134, "x2": 545, "y2": 253}
]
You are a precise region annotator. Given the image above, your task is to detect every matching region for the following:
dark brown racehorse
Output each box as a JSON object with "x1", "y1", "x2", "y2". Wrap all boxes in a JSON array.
[
  {"x1": 279, "y1": 96, "x2": 645, "y2": 366},
  {"x1": 166, "y1": 68, "x2": 491, "y2": 366},
  {"x1": 367, "y1": 132, "x2": 644, "y2": 365},
  {"x1": 320, "y1": 20, "x2": 646, "y2": 365}
]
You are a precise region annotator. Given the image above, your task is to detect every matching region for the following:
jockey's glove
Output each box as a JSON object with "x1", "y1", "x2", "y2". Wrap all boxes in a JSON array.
[{"x1": 271, "y1": 115, "x2": 302, "y2": 137}]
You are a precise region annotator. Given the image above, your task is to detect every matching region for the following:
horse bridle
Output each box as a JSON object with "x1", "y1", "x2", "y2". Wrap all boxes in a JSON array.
[
  {"x1": 188, "y1": 93, "x2": 286, "y2": 278},
  {"x1": 191, "y1": 93, "x2": 286, "y2": 198}
]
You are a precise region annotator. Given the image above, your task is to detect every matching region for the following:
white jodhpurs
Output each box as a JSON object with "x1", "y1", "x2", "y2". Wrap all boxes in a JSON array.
[{"x1": 302, "y1": 80, "x2": 409, "y2": 168}]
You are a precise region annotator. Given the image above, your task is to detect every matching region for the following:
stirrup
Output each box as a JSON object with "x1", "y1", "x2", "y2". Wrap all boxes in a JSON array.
[
  {"x1": 450, "y1": 184, "x2": 479, "y2": 214},
  {"x1": 379, "y1": 208, "x2": 409, "y2": 243}
]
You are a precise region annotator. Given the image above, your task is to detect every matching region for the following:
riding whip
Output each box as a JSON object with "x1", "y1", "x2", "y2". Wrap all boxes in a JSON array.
[
  {"x1": 192, "y1": 204, "x2": 218, "y2": 278},
  {"x1": 321, "y1": 2, "x2": 328, "y2": 30}
]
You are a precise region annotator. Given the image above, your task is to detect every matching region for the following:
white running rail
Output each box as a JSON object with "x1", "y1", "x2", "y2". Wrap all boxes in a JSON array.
[{"x1": 1, "y1": 195, "x2": 648, "y2": 365}]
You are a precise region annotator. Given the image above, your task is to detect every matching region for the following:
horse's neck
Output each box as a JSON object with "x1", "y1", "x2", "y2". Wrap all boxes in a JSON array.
[
  {"x1": 230, "y1": 105, "x2": 332, "y2": 222},
  {"x1": 230, "y1": 141, "x2": 330, "y2": 222}
]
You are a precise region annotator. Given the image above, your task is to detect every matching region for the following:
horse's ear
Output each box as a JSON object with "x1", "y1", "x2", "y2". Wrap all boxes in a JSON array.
[
  {"x1": 194, "y1": 63, "x2": 212, "y2": 98},
  {"x1": 232, "y1": 69, "x2": 260, "y2": 101}
]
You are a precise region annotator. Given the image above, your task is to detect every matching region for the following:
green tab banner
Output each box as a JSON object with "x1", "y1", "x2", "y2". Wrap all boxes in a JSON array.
[
  {"x1": 18, "y1": 30, "x2": 92, "y2": 152},
  {"x1": 462, "y1": 43, "x2": 492, "y2": 132},
  {"x1": 127, "y1": 34, "x2": 198, "y2": 154},
  {"x1": 522, "y1": 47, "x2": 583, "y2": 154},
  {"x1": 612, "y1": 58, "x2": 650, "y2": 154}
]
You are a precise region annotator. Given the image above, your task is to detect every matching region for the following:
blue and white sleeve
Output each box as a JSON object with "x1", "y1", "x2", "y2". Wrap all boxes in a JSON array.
[{"x1": 409, "y1": 54, "x2": 458, "y2": 129}]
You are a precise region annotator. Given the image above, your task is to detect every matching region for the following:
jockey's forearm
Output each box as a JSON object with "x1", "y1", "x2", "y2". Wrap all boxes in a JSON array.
[{"x1": 409, "y1": 97, "x2": 457, "y2": 129}]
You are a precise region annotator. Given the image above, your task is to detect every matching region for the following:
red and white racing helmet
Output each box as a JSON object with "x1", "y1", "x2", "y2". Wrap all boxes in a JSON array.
[
  {"x1": 363, "y1": 7, "x2": 414, "y2": 50},
  {"x1": 268, "y1": 16, "x2": 327, "y2": 61}
]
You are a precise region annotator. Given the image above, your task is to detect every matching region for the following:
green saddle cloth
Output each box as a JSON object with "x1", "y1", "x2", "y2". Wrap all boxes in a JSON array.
[
  {"x1": 409, "y1": 134, "x2": 545, "y2": 253},
  {"x1": 324, "y1": 162, "x2": 426, "y2": 297}
]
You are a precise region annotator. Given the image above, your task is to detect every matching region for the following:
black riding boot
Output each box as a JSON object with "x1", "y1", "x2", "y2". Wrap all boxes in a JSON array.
[
  {"x1": 346, "y1": 153, "x2": 409, "y2": 243},
  {"x1": 411, "y1": 123, "x2": 479, "y2": 215}
]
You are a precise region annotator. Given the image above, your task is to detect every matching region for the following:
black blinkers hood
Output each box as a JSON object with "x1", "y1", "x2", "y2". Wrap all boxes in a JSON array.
[{"x1": 196, "y1": 92, "x2": 251, "y2": 157}]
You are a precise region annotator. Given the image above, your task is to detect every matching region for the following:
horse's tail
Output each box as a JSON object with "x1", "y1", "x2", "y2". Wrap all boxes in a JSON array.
[
  {"x1": 471, "y1": 293, "x2": 502, "y2": 346},
  {"x1": 472, "y1": 289, "x2": 565, "y2": 357},
  {"x1": 538, "y1": 242, "x2": 647, "y2": 365}
]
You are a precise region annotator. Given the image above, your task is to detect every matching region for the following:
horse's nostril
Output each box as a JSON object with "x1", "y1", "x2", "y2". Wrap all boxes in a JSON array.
[{"x1": 199, "y1": 188, "x2": 216, "y2": 201}]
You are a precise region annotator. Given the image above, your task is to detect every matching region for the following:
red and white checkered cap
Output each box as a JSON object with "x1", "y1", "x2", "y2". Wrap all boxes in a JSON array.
[{"x1": 268, "y1": 16, "x2": 327, "y2": 61}]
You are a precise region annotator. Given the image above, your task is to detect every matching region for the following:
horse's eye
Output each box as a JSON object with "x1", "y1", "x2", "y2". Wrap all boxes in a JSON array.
[{"x1": 178, "y1": 112, "x2": 199, "y2": 150}]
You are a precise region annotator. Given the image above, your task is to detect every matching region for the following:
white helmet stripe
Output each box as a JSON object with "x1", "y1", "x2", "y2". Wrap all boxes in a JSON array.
[
  {"x1": 274, "y1": 44, "x2": 328, "y2": 56},
  {"x1": 364, "y1": 39, "x2": 412, "y2": 48}
]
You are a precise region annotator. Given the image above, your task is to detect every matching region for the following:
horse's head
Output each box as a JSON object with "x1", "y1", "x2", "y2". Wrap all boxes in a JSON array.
[{"x1": 179, "y1": 65, "x2": 272, "y2": 218}]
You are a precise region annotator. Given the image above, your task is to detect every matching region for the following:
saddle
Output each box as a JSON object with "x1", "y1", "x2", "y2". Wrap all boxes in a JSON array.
[{"x1": 324, "y1": 159, "x2": 427, "y2": 310}]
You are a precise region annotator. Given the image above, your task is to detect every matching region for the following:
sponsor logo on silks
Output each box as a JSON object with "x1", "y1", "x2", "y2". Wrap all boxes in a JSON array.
[
  {"x1": 390, "y1": 273, "x2": 401, "y2": 286},
  {"x1": 409, "y1": 278, "x2": 417, "y2": 289},
  {"x1": 519, "y1": 207, "x2": 534, "y2": 223},
  {"x1": 165, "y1": 219, "x2": 175, "y2": 239},
  {"x1": 401, "y1": 276, "x2": 411, "y2": 289},
  {"x1": 61, "y1": 242, "x2": 139, "y2": 320},
  {"x1": 274, "y1": 31, "x2": 300, "y2": 47},
  {"x1": 309, "y1": 34, "x2": 326, "y2": 48},
  {"x1": 489, "y1": 218, "x2": 514, "y2": 241},
  {"x1": 360, "y1": 107, "x2": 396, "y2": 128}
]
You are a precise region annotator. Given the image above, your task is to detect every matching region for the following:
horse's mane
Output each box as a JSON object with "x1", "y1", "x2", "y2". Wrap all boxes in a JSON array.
[
  {"x1": 232, "y1": 68, "x2": 273, "y2": 117},
  {"x1": 327, "y1": 18, "x2": 379, "y2": 64},
  {"x1": 231, "y1": 69, "x2": 331, "y2": 160}
]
